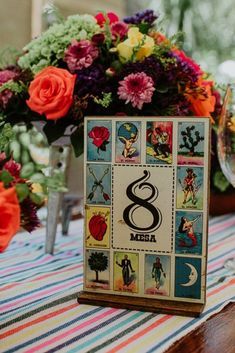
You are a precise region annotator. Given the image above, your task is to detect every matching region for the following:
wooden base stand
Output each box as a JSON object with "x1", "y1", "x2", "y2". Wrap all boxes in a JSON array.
[{"x1": 77, "y1": 291, "x2": 205, "y2": 317}]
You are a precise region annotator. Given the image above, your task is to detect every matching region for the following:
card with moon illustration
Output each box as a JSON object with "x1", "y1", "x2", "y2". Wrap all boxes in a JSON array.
[
  {"x1": 81, "y1": 117, "x2": 210, "y2": 313},
  {"x1": 174, "y1": 257, "x2": 202, "y2": 299}
]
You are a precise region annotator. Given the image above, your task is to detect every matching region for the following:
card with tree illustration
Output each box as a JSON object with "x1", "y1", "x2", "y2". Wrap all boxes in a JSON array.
[
  {"x1": 85, "y1": 249, "x2": 110, "y2": 290},
  {"x1": 81, "y1": 116, "x2": 210, "y2": 315}
]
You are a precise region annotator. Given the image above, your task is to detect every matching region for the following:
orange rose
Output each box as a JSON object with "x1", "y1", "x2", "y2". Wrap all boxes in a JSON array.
[
  {"x1": 185, "y1": 79, "x2": 216, "y2": 120},
  {"x1": 27, "y1": 66, "x2": 76, "y2": 120},
  {"x1": 0, "y1": 182, "x2": 20, "y2": 252}
]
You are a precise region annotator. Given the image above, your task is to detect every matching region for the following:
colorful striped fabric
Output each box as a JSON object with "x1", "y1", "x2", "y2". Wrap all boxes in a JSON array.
[{"x1": 0, "y1": 214, "x2": 235, "y2": 353}]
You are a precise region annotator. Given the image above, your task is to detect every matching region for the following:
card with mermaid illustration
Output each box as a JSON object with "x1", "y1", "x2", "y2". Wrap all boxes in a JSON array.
[
  {"x1": 146, "y1": 121, "x2": 173, "y2": 164},
  {"x1": 85, "y1": 205, "x2": 110, "y2": 248},
  {"x1": 113, "y1": 252, "x2": 138, "y2": 293},
  {"x1": 175, "y1": 211, "x2": 203, "y2": 255},
  {"x1": 115, "y1": 121, "x2": 141, "y2": 163},
  {"x1": 87, "y1": 120, "x2": 112, "y2": 162}
]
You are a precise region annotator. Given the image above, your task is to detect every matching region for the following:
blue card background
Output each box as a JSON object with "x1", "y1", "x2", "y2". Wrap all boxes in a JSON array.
[{"x1": 175, "y1": 257, "x2": 201, "y2": 299}]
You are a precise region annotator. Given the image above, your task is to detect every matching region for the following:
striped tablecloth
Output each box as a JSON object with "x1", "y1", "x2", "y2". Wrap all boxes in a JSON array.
[{"x1": 0, "y1": 215, "x2": 235, "y2": 353}]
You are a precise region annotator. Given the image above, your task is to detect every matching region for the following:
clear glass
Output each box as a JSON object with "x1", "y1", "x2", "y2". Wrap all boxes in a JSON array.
[
  {"x1": 217, "y1": 84, "x2": 235, "y2": 187},
  {"x1": 217, "y1": 83, "x2": 235, "y2": 275}
]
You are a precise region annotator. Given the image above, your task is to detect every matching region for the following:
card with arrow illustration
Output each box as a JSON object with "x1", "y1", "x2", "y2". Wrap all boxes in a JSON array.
[{"x1": 86, "y1": 163, "x2": 111, "y2": 205}]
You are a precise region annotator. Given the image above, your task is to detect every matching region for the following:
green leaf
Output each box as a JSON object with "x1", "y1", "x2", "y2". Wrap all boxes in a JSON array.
[
  {"x1": 20, "y1": 162, "x2": 35, "y2": 178},
  {"x1": 0, "y1": 170, "x2": 14, "y2": 185},
  {"x1": 15, "y1": 183, "x2": 30, "y2": 202},
  {"x1": 29, "y1": 192, "x2": 44, "y2": 205},
  {"x1": 29, "y1": 172, "x2": 46, "y2": 184},
  {"x1": 70, "y1": 127, "x2": 84, "y2": 157},
  {"x1": 213, "y1": 171, "x2": 230, "y2": 192},
  {"x1": 43, "y1": 121, "x2": 68, "y2": 144}
]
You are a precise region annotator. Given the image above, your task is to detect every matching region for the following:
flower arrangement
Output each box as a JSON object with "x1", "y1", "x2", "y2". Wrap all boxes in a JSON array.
[
  {"x1": 0, "y1": 153, "x2": 41, "y2": 252},
  {"x1": 0, "y1": 9, "x2": 221, "y2": 159}
]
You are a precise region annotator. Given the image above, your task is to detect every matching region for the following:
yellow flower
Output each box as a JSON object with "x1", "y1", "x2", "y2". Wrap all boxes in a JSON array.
[{"x1": 117, "y1": 27, "x2": 154, "y2": 62}]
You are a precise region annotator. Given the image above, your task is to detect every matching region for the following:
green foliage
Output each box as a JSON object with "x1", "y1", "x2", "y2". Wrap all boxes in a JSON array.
[
  {"x1": 0, "y1": 169, "x2": 14, "y2": 185},
  {"x1": 15, "y1": 183, "x2": 30, "y2": 202},
  {"x1": 94, "y1": 92, "x2": 112, "y2": 108},
  {"x1": 88, "y1": 252, "x2": 108, "y2": 281},
  {"x1": 0, "y1": 80, "x2": 26, "y2": 94},
  {"x1": 0, "y1": 122, "x2": 15, "y2": 152},
  {"x1": 0, "y1": 47, "x2": 21, "y2": 69},
  {"x1": 18, "y1": 14, "x2": 100, "y2": 73},
  {"x1": 179, "y1": 125, "x2": 204, "y2": 155},
  {"x1": 70, "y1": 126, "x2": 84, "y2": 158},
  {"x1": 213, "y1": 170, "x2": 230, "y2": 192}
]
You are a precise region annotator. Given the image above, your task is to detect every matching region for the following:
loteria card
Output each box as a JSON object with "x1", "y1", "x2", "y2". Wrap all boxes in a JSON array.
[{"x1": 82, "y1": 116, "x2": 210, "y2": 313}]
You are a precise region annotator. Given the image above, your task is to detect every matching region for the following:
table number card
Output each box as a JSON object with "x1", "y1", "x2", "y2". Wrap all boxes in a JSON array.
[{"x1": 78, "y1": 117, "x2": 210, "y2": 317}]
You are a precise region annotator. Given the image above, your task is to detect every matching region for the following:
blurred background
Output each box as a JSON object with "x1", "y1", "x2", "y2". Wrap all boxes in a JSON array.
[
  {"x1": 0, "y1": 0, "x2": 235, "y2": 211},
  {"x1": 0, "y1": 0, "x2": 234, "y2": 82}
]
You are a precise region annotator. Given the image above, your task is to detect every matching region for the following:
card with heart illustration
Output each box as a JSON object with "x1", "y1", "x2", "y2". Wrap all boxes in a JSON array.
[{"x1": 85, "y1": 205, "x2": 110, "y2": 248}]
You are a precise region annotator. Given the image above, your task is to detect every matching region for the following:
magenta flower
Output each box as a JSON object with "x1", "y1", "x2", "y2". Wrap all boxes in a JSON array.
[
  {"x1": 0, "y1": 69, "x2": 18, "y2": 108},
  {"x1": 118, "y1": 72, "x2": 155, "y2": 109},
  {"x1": 64, "y1": 40, "x2": 99, "y2": 72},
  {"x1": 111, "y1": 21, "x2": 128, "y2": 40}
]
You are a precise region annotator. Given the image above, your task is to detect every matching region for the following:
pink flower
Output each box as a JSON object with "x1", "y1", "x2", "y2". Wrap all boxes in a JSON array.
[
  {"x1": 0, "y1": 69, "x2": 17, "y2": 84},
  {"x1": 4, "y1": 159, "x2": 21, "y2": 179},
  {"x1": 95, "y1": 12, "x2": 119, "y2": 27},
  {"x1": 118, "y1": 72, "x2": 155, "y2": 109},
  {"x1": 111, "y1": 21, "x2": 128, "y2": 40},
  {"x1": 0, "y1": 69, "x2": 18, "y2": 108},
  {"x1": 64, "y1": 40, "x2": 99, "y2": 72}
]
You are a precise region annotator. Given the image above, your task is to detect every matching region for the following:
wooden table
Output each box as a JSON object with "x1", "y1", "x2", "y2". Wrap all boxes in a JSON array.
[{"x1": 166, "y1": 302, "x2": 235, "y2": 353}]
